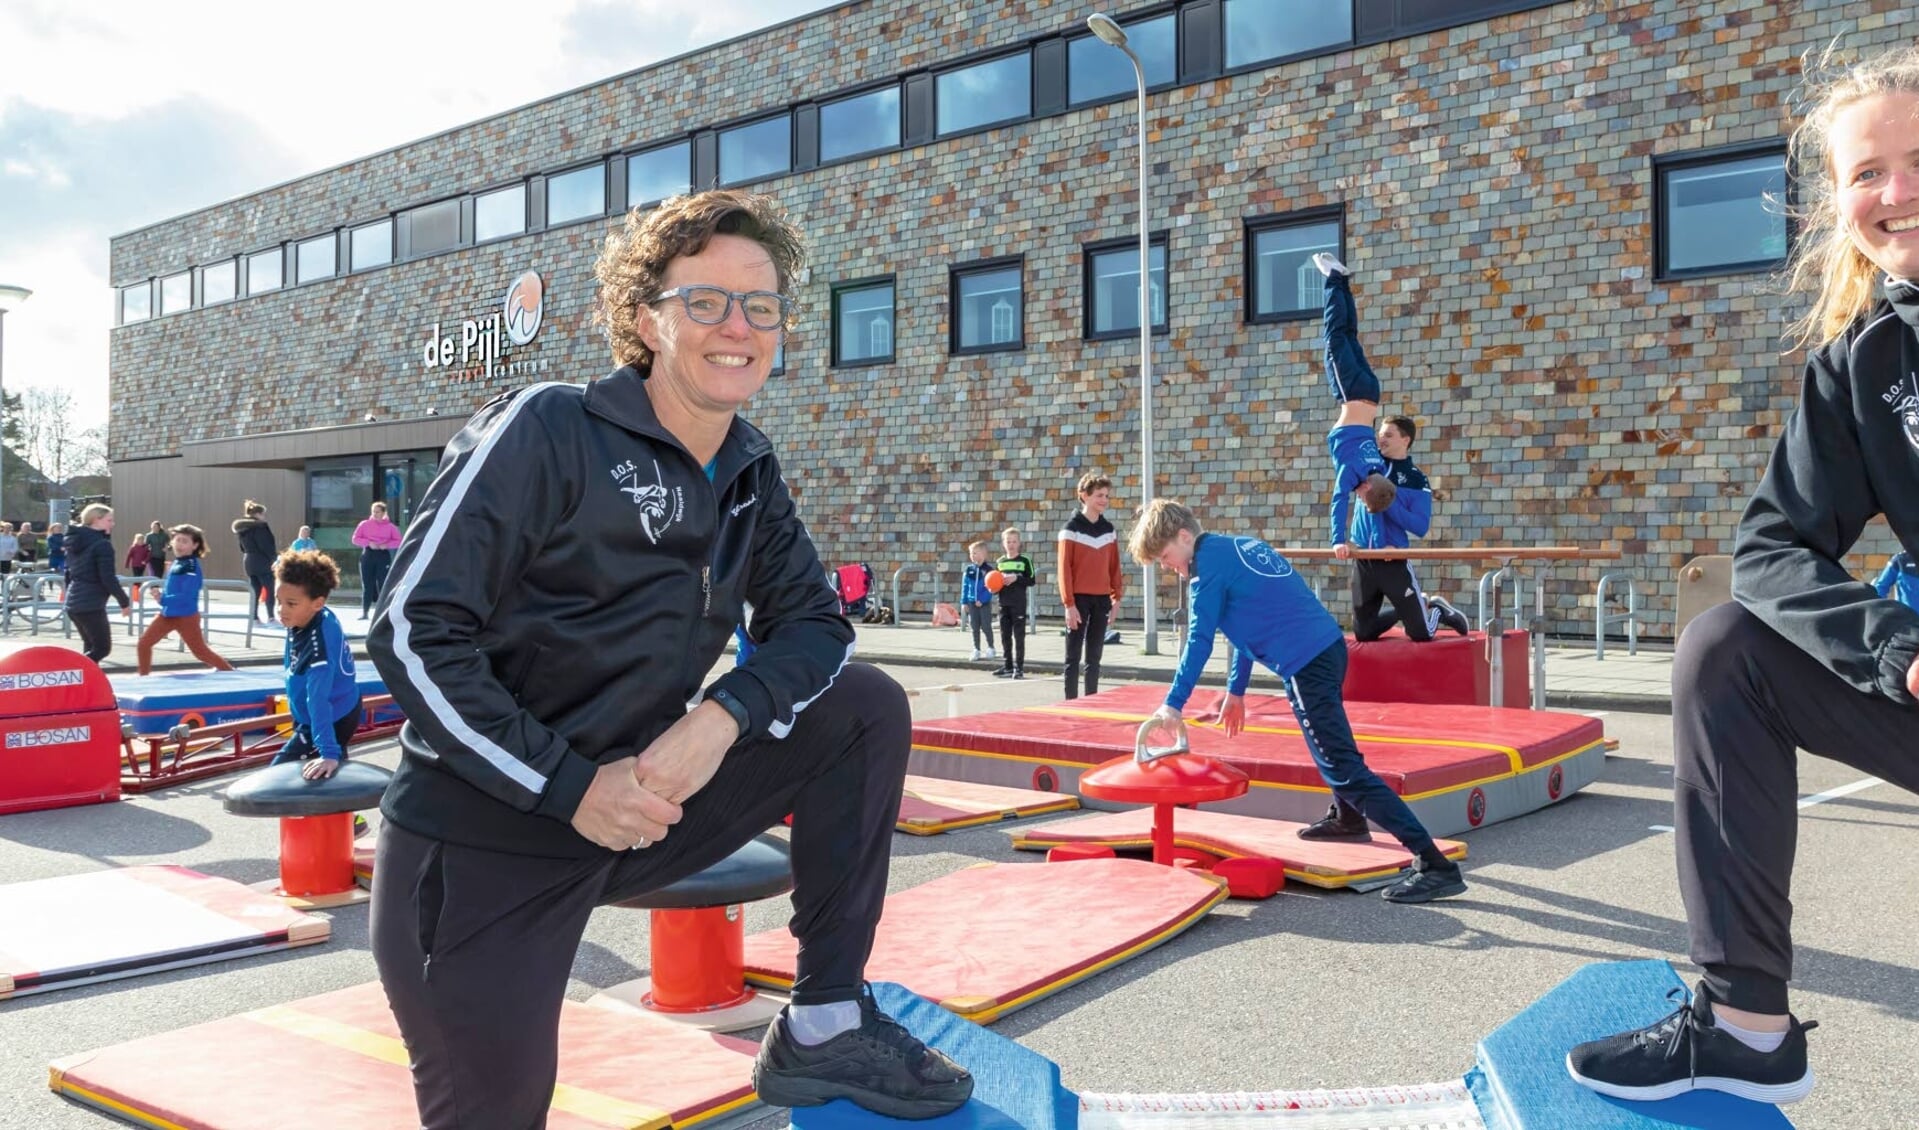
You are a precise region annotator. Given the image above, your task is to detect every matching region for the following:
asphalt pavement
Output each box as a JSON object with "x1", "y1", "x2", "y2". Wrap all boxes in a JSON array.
[{"x1": 1, "y1": 643, "x2": 1914, "y2": 1128}]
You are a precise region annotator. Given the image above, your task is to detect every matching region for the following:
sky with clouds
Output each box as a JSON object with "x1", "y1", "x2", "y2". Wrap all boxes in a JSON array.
[{"x1": 0, "y1": 0, "x2": 833, "y2": 440}]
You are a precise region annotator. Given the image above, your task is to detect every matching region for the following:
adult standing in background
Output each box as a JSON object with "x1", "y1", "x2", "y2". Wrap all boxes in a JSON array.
[
  {"x1": 64, "y1": 505, "x2": 131, "y2": 665},
  {"x1": 350, "y1": 501, "x2": 403, "y2": 618},
  {"x1": 0, "y1": 523, "x2": 18, "y2": 576},
  {"x1": 16, "y1": 521, "x2": 38, "y2": 566},
  {"x1": 231, "y1": 500, "x2": 278, "y2": 624},
  {"x1": 143, "y1": 521, "x2": 169, "y2": 579}
]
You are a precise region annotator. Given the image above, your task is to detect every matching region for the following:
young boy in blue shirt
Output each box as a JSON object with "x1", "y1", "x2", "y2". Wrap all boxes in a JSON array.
[
  {"x1": 270, "y1": 549, "x2": 364, "y2": 782},
  {"x1": 960, "y1": 540, "x2": 996, "y2": 663},
  {"x1": 1873, "y1": 550, "x2": 1919, "y2": 613},
  {"x1": 1128, "y1": 498, "x2": 1466, "y2": 903}
]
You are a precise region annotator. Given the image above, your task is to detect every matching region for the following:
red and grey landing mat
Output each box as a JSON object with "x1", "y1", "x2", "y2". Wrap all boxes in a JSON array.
[
  {"x1": 1012, "y1": 806, "x2": 1466, "y2": 889},
  {"x1": 897, "y1": 775, "x2": 1078, "y2": 834},
  {"x1": 49, "y1": 981, "x2": 761, "y2": 1129},
  {"x1": 0, "y1": 866, "x2": 327, "y2": 1000},
  {"x1": 911, "y1": 685, "x2": 1605, "y2": 838},
  {"x1": 786, "y1": 968, "x2": 1794, "y2": 1129},
  {"x1": 743, "y1": 858, "x2": 1227, "y2": 1023}
]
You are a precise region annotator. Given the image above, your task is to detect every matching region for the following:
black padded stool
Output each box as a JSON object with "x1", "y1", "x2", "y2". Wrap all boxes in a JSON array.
[
  {"x1": 592, "y1": 832, "x2": 794, "y2": 1030},
  {"x1": 224, "y1": 760, "x2": 390, "y2": 906}
]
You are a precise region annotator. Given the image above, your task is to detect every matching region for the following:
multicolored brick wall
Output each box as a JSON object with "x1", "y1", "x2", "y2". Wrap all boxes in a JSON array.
[{"x1": 109, "y1": 0, "x2": 1917, "y2": 637}]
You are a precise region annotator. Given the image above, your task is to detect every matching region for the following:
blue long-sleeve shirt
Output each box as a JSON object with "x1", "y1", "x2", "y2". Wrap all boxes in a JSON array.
[
  {"x1": 1163, "y1": 533, "x2": 1345, "y2": 709},
  {"x1": 1873, "y1": 551, "x2": 1919, "y2": 613},
  {"x1": 285, "y1": 606, "x2": 361, "y2": 758},
  {"x1": 1349, "y1": 456, "x2": 1433, "y2": 550},
  {"x1": 158, "y1": 555, "x2": 206, "y2": 617},
  {"x1": 960, "y1": 561, "x2": 994, "y2": 607},
  {"x1": 1327, "y1": 424, "x2": 1386, "y2": 546}
]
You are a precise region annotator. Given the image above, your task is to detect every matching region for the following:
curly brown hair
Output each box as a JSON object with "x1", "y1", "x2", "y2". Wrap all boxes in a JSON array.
[
  {"x1": 594, "y1": 189, "x2": 807, "y2": 374},
  {"x1": 274, "y1": 548, "x2": 341, "y2": 599}
]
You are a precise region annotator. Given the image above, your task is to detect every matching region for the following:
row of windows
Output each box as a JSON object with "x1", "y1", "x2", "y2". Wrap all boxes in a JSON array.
[
  {"x1": 821, "y1": 211, "x2": 1333, "y2": 366},
  {"x1": 115, "y1": 1, "x2": 1567, "y2": 326}
]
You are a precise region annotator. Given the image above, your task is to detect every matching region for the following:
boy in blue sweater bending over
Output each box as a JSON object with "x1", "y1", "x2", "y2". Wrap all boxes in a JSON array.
[
  {"x1": 270, "y1": 549, "x2": 364, "y2": 781},
  {"x1": 1128, "y1": 499, "x2": 1465, "y2": 903},
  {"x1": 1873, "y1": 551, "x2": 1919, "y2": 614},
  {"x1": 1314, "y1": 251, "x2": 1471, "y2": 643}
]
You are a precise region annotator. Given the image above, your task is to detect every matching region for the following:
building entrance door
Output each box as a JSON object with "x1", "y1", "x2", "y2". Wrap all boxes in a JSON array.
[{"x1": 376, "y1": 450, "x2": 441, "y2": 532}]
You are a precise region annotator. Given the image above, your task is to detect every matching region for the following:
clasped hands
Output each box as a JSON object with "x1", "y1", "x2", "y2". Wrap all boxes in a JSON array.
[{"x1": 570, "y1": 700, "x2": 741, "y2": 852}]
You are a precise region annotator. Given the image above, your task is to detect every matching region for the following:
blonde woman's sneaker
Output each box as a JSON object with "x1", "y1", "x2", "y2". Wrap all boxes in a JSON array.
[
  {"x1": 753, "y1": 987, "x2": 974, "y2": 1118},
  {"x1": 1566, "y1": 984, "x2": 1816, "y2": 1104}
]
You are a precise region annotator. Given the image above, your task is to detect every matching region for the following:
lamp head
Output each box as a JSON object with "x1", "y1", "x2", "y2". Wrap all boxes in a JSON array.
[
  {"x1": 1086, "y1": 13, "x2": 1127, "y2": 47},
  {"x1": 0, "y1": 285, "x2": 30, "y2": 314}
]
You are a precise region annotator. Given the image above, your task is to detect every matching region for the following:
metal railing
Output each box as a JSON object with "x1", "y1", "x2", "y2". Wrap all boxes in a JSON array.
[
  {"x1": 1594, "y1": 572, "x2": 1640, "y2": 660},
  {"x1": 890, "y1": 565, "x2": 925, "y2": 627}
]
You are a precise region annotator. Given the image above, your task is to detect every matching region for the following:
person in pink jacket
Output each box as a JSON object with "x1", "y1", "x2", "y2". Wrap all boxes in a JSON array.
[{"x1": 350, "y1": 501, "x2": 404, "y2": 618}]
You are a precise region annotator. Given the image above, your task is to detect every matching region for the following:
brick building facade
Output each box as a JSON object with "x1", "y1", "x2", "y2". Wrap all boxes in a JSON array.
[{"x1": 107, "y1": 0, "x2": 1915, "y2": 635}]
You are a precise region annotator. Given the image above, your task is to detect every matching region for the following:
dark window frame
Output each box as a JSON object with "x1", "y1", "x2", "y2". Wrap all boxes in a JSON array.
[
  {"x1": 199, "y1": 257, "x2": 240, "y2": 304},
  {"x1": 544, "y1": 161, "x2": 609, "y2": 228},
  {"x1": 817, "y1": 82, "x2": 905, "y2": 166},
  {"x1": 157, "y1": 270, "x2": 193, "y2": 316},
  {"x1": 473, "y1": 182, "x2": 528, "y2": 244},
  {"x1": 118, "y1": 281, "x2": 153, "y2": 325},
  {"x1": 1218, "y1": 0, "x2": 1357, "y2": 80},
  {"x1": 933, "y1": 49, "x2": 1035, "y2": 141},
  {"x1": 830, "y1": 275, "x2": 898, "y2": 368},
  {"x1": 243, "y1": 245, "x2": 285, "y2": 296},
  {"x1": 1652, "y1": 139, "x2": 1792, "y2": 282},
  {"x1": 1066, "y1": 6, "x2": 1182, "y2": 109},
  {"x1": 949, "y1": 255, "x2": 1027, "y2": 355},
  {"x1": 626, "y1": 138, "x2": 692, "y2": 208},
  {"x1": 1244, "y1": 205, "x2": 1345, "y2": 324},
  {"x1": 716, "y1": 112, "x2": 794, "y2": 188},
  {"x1": 294, "y1": 231, "x2": 339, "y2": 286},
  {"x1": 348, "y1": 218, "x2": 394, "y2": 273},
  {"x1": 1084, "y1": 231, "x2": 1171, "y2": 340}
]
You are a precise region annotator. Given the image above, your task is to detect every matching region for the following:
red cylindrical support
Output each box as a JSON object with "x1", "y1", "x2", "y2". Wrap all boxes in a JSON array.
[
  {"x1": 1152, "y1": 803, "x2": 1177, "y2": 866},
  {"x1": 277, "y1": 813, "x2": 355, "y2": 896},
  {"x1": 644, "y1": 905, "x2": 756, "y2": 1014}
]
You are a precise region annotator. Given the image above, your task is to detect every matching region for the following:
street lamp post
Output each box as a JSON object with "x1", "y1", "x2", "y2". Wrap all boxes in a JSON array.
[
  {"x1": 0, "y1": 285, "x2": 31, "y2": 527},
  {"x1": 1086, "y1": 13, "x2": 1159, "y2": 653}
]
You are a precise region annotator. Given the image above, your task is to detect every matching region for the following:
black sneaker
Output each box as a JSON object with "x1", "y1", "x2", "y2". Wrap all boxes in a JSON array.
[
  {"x1": 1566, "y1": 984, "x2": 1815, "y2": 1104},
  {"x1": 992, "y1": 667, "x2": 1013, "y2": 678},
  {"x1": 1381, "y1": 857, "x2": 1466, "y2": 903},
  {"x1": 1297, "y1": 803, "x2": 1372, "y2": 842},
  {"x1": 753, "y1": 988, "x2": 974, "y2": 1119},
  {"x1": 1430, "y1": 595, "x2": 1471, "y2": 636},
  {"x1": 1012, "y1": 670, "x2": 1025, "y2": 680}
]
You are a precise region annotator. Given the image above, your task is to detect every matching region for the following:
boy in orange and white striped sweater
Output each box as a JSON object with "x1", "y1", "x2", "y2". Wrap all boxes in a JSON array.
[{"x1": 1057, "y1": 472, "x2": 1124, "y2": 700}]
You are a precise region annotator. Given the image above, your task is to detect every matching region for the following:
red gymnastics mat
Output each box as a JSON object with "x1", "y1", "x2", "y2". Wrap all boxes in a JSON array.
[
  {"x1": 1012, "y1": 808, "x2": 1467, "y2": 889},
  {"x1": 910, "y1": 684, "x2": 1606, "y2": 838},
  {"x1": 49, "y1": 981, "x2": 761, "y2": 1130},
  {"x1": 897, "y1": 775, "x2": 1079, "y2": 835},
  {"x1": 0, "y1": 866, "x2": 327, "y2": 1000},
  {"x1": 742, "y1": 858, "x2": 1228, "y2": 1023}
]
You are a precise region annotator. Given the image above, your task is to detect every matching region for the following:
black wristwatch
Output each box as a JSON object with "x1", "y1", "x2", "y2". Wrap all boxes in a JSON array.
[{"x1": 707, "y1": 687, "x2": 752, "y2": 742}]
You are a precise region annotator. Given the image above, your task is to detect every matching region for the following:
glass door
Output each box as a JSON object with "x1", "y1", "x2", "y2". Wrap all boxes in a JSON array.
[{"x1": 376, "y1": 449, "x2": 443, "y2": 533}]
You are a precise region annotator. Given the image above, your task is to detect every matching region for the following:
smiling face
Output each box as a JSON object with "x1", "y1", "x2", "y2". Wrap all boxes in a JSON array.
[
  {"x1": 635, "y1": 234, "x2": 781, "y2": 415},
  {"x1": 1080, "y1": 486, "x2": 1111, "y2": 521},
  {"x1": 1377, "y1": 421, "x2": 1412, "y2": 461},
  {"x1": 1832, "y1": 90, "x2": 1919, "y2": 281}
]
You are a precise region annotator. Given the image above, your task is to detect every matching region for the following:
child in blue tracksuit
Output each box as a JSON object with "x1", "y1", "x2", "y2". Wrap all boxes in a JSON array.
[
  {"x1": 135, "y1": 524, "x2": 237, "y2": 676},
  {"x1": 1872, "y1": 551, "x2": 1919, "y2": 613},
  {"x1": 1128, "y1": 498, "x2": 1465, "y2": 904},
  {"x1": 269, "y1": 549, "x2": 364, "y2": 781},
  {"x1": 960, "y1": 540, "x2": 996, "y2": 662}
]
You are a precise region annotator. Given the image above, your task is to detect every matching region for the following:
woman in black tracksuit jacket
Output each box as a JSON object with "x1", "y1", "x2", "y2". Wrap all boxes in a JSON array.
[
  {"x1": 231, "y1": 500, "x2": 277, "y2": 623},
  {"x1": 64, "y1": 505, "x2": 131, "y2": 663},
  {"x1": 1570, "y1": 46, "x2": 1919, "y2": 1108}
]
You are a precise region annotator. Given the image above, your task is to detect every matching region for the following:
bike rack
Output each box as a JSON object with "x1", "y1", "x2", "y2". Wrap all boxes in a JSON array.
[{"x1": 1594, "y1": 572, "x2": 1640, "y2": 660}]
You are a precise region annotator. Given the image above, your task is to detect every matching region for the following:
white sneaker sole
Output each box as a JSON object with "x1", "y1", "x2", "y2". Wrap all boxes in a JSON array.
[{"x1": 1565, "y1": 1055, "x2": 1813, "y2": 1104}]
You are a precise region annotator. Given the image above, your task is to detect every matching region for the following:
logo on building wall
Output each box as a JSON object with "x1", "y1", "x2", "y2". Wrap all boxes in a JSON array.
[
  {"x1": 420, "y1": 269, "x2": 553, "y2": 384},
  {"x1": 503, "y1": 271, "x2": 544, "y2": 346}
]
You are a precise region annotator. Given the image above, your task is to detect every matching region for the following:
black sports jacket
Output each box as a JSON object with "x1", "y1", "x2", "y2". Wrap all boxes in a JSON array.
[
  {"x1": 1734, "y1": 281, "x2": 1919, "y2": 703},
  {"x1": 368, "y1": 366, "x2": 854, "y2": 856}
]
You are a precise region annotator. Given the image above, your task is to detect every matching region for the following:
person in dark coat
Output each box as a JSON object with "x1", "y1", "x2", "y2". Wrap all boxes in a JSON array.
[
  {"x1": 231, "y1": 500, "x2": 278, "y2": 623},
  {"x1": 63, "y1": 505, "x2": 131, "y2": 664}
]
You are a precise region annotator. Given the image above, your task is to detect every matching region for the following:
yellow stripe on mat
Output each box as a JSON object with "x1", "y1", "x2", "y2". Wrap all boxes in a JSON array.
[
  {"x1": 245, "y1": 1006, "x2": 672, "y2": 1130},
  {"x1": 1025, "y1": 706, "x2": 1529, "y2": 772},
  {"x1": 49, "y1": 1079, "x2": 192, "y2": 1130}
]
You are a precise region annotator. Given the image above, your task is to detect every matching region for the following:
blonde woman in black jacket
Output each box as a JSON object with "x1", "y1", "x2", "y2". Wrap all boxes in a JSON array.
[{"x1": 231, "y1": 501, "x2": 277, "y2": 623}]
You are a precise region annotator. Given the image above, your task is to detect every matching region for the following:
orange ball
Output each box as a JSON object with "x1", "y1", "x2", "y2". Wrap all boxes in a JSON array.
[{"x1": 984, "y1": 570, "x2": 1008, "y2": 593}]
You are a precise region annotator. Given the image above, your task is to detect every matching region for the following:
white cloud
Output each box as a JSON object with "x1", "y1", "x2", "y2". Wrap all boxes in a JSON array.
[{"x1": 0, "y1": 0, "x2": 834, "y2": 442}]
